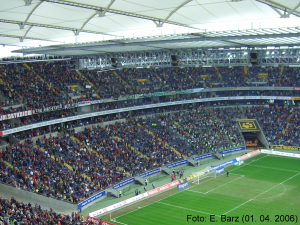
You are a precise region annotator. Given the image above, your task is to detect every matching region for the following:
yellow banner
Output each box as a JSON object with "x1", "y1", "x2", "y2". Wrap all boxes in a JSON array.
[
  {"x1": 236, "y1": 119, "x2": 260, "y2": 132},
  {"x1": 201, "y1": 75, "x2": 208, "y2": 78},
  {"x1": 270, "y1": 145, "x2": 300, "y2": 151},
  {"x1": 291, "y1": 97, "x2": 300, "y2": 100},
  {"x1": 258, "y1": 73, "x2": 268, "y2": 77},
  {"x1": 68, "y1": 85, "x2": 78, "y2": 89},
  {"x1": 137, "y1": 79, "x2": 147, "y2": 83}
]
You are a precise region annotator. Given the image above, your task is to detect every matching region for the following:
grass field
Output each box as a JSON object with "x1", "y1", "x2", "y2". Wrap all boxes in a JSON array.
[{"x1": 100, "y1": 154, "x2": 300, "y2": 225}]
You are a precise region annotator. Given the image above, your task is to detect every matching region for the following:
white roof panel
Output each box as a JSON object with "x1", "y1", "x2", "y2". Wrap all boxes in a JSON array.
[{"x1": 1, "y1": 0, "x2": 300, "y2": 56}]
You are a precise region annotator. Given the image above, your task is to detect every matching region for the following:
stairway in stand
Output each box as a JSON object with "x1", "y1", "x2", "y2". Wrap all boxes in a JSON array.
[
  {"x1": 24, "y1": 63, "x2": 58, "y2": 95},
  {"x1": 137, "y1": 123, "x2": 185, "y2": 159},
  {"x1": 75, "y1": 70, "x2": 101, "y2": 98}
]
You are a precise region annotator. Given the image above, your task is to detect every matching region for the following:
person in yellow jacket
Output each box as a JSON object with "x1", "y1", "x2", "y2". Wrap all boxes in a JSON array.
[{"x1": 10, "y1": 216, "x2": 17, "y2": 225}]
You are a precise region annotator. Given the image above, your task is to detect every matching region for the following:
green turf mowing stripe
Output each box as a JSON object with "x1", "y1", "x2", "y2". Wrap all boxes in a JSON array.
[{"x1": 103, "y1": 154, "x2": 300, "y2": 225}]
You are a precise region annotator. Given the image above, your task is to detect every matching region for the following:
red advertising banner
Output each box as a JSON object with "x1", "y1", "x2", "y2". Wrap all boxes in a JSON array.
[
  {"x1": 86, "y1": 216, "x2": 99, "y2": 224},
  {"x1": 101, "y1": 220, "x2": 115, "y2": 225},
  {"x1": 0, "y1": 110, "x2": 34, "y2": 121},
  {"x1": 236, "y1": 150, "x2": 260, "y2": 161},
  {"x1": 89, "y1": 180, "x2": 180, "y2": 217},
  {"x1": 147, "y1": 180, "x2": 179, "y2": 197},
  {"x1": 293, "y1": 87, "x2": 300, "y2": 90}
]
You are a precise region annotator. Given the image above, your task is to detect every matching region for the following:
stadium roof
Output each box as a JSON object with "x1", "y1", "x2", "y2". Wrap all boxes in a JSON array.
[{"x1": 2, "y1": 0, "x2": 300, "y2": 56}]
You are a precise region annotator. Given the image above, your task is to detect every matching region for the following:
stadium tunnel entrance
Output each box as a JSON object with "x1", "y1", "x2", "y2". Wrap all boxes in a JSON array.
[{"x1": 236, "y1": 119, "x2": 268, "y2": 149}]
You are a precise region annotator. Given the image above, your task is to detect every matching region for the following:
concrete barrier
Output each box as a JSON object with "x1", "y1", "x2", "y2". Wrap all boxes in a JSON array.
[{"x1": 0, "y1": 183, "x2": 77, "y2": 211}]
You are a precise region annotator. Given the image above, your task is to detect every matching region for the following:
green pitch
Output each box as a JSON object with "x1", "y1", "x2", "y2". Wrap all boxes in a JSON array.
[{"x1": 101, "y1": 154, "x2": 300, "y2": 225}]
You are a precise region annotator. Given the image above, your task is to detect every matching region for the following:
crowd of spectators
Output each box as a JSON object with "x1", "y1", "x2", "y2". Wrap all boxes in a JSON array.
[
  {"x1": 81, "y1": 70, "x2": 131, "y2": 99},
  {"x1": 0, "y1": 106, "x2": 187, "y2": 202},
  {"x1": 2, "y1": 54, "x2": 300, "y2": 224},
  {"x1": 0, "y1": 196, "x2": 85, "y2": 224},
  {"x1": 2, "y1": 84, "x2": 298, "y2": 132},
  {"x1": 215, "y1": 90, "x2": 299, "y2": 97},
  {"x1": 1, "y1": 102, "x2": 300, "y2": 221},
  {"x1": 0, "y1": 55, "x2": 66, "y2": 62},
  {"x1": 1, "y1": 134, "x2": 115, "y2": 203},
  {"x1": 154, "y1": 67, "x2": 204, "y2": 91},
  {"x1": 0, "y1": 63, "x2": 61, "y2": 109},
  {"x1": 244, "y1": 106, "x2": 300, "y2": 146},
  {"x1": 144, "y1": 107, "x2": 245, "y2": 155},
  {"x1": 0, "y1": 91, "x2": 203, "y2": 132},
  {"x1": 1, "y1": 63, "x2": 299, "y2": 111},
  {"x1": 0, "y1": 105, "x2": 246, "y2": 202},
  {"x1": 216, "y1": 66, "x2": 247, "y2": 87}
]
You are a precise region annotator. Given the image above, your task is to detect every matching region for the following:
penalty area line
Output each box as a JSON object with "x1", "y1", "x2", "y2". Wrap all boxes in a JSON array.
[
  {"x1": 113, "y1": 219, "x2": 128, "y2": 225},
  {"x1": 204, "y1": 175, "x2": 244, "y2": 194},
  {"x1": 223, "y1": 172, "x2": 300, "y2": 215},
  {"x1": 156, "y1": 202, "x2": 221, "y2": 217},
  {"x1": 114, "y1": 184, "x2": 195, "y2": 220}
]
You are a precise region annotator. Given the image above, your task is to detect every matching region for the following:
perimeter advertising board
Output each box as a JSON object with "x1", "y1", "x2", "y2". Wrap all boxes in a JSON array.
[
  {"x1": 270, "y1": 145, "x2": 300, "y2": 151},
  {"x1": 78, "y1": 190, "x2": 106, "y2": 209},
  {"x1": 215, "y1": 167, "x2": 224, "y2": 175},
  {"x1": 218, "y1": 146, "x2": 246, "y2": 154},
  {"x1": 166, "y1": 160, "x2": 188, "y2": 168},
  {"x1": 113, "y1": 178, "x2": 135, "y2": 189},
  {"x1": 177, "y1": 182, "x2": 189, "y2": 190},
  {"x1": 193, "y1": 153, "x2": 214, "y2": 161},
  {"x1": 140, "y1": 168, "x2": 160, "y2": 178}
]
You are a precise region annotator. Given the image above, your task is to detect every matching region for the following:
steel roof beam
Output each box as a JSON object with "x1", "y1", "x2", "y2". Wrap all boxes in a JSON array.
[
  {"x1": 282, "y1": 2, "x2": 300, "y2": 18},
  {"x1": 256, "y1": 0, "x2": 300, "y2": 18},
  {"x1": 20, "y1": 1, "x2": 43, "y2": 29},
  {"x1": 12, "y1": 32, "x2": 300, "y2": 55},
  {"x1": 24, "y1": 0, "x2": 32, "y2": 6},
  {"x1": 74, "y1": 0, "x2": 116, "y2": 36},
  {"x1": 41, "y1": 0, "x2": 204, "y2": 30},
  {"x1": 0, "y1": 19, "x2": 118, "y2": 37},
  {"x1": 74, "y1": 11, "x2": 98, "y2": 36},
  {"x1": 98, "y1": 0, "x2": 115, "y2": 17},
  {"x1": 19, "y1": 25, "x2": 33, "y2": 42},
  {"x1": 156, "y1": 0, "x2": 193, "y2": 27},
  {"x1": 0, "y1": 34, "x2": 62, "y2": 42}
]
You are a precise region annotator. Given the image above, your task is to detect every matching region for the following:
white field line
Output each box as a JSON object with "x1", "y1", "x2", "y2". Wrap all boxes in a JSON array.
[
  {"x1": 188, "y1": 175, "x2": 245, "y2": 195},
  {"x1": 187, "y1": 190, "x2": 205, "y2": 194},
  {"x1": 204, "y1": 175, "x2": 244, "y2": 194},
  {"x1": 225, "y1": 154, "x2": 269, "y2": 172},
  {"x1": 230, "y1": 173, "x2": 245, "y2": 176},
  {"x1": 188, "y1": 154, "x2": 269, "y2": 190},
  {"x1": 114, "y1": 183, "x2": 197, "y2": 220},
  {"x1": 223, "y1": 172, "x2": 300, "y2": 215},
  {"x1": 191, "y1": 176, "x2": 217, "y2": 186},
  {"x1": 113, "y1": 220, "x2": 128, "y2": 225},
  {"x1": 247, "y1": 164, "x2": 300, "y2": 173},
  {"x1": 156, "y1": 202, "x2": 221, "y2": 217},
  {"x1": 113, "y1": 154, "x2": 269, "y2": 222},
  {"x1": 253, "y1": 183, "x2": 287, "y2": 200}
]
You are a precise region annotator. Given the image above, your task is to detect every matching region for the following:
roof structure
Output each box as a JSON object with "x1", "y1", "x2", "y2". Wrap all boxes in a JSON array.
[{"x1": 1, "y1": 0, "x2": 300, "y2": 56}]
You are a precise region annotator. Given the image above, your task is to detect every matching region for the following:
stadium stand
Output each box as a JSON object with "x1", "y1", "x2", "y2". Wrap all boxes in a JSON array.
[
  {"x1": 244, "y1": 106, "x2": 300, "y2": 146},
  {"x1": 1, "y1": 63, "x2": 300, "y2": 111},
  {"x1": 0, "y1": 196, "x2": 84, "y2": 224},
  {"x1": 0, "y1": 62, "x2": 299, "y2": 222}
]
